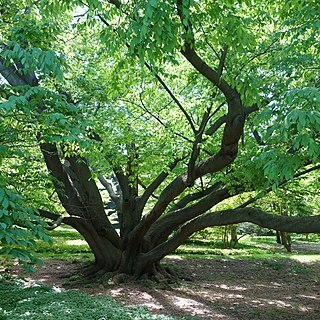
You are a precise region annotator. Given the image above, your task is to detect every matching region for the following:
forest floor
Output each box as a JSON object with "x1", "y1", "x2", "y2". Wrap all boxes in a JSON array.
[{"x1": 8, "y1": 243, "x2": 320, "y2": 320}]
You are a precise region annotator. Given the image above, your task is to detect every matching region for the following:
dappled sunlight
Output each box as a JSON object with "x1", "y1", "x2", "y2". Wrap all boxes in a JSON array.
[
  {"x1": 269, "y1": 281, "x2": 283, "y2": 287},
  {"x1": 298, "y1": 294, "x2": 319, "y2": 300},
  {"x1": 254, "y1": 282, "x2": 284, "y2": 288},
  {"x1": 214, "y1": 282, "x2": 319, "y2": 316},
  {"x1": 109, "y1": 287, "x2": 226, "y2": 318},
  {"x1": 65, "y1": 239, "x2": 88, "y2": 246},
  {"x1": 110, "y1": 288, "x2": 164, "y2": 310},
  {"x1": 289, "y1": 254, "x2": 320, "y2": 263},
  {"x1": 9, "y1": 255, "x2": 320, "y2": 319},
  {"x1": 168, "y1": 295, "x2": 212, "y2": 316},
  {"x1": 166, "y1": 255, "x2": 183, "y2": 260},
  {"x1": 247, "y1": 297, "x2": 315, "y2": 313},
  {"x1": 105, "y1": 255, "x2": 320, "y2": 318},
  {"x1": 250, "y1": 298, "x2": 293, "y2": 308},
  {"x1": 213, "y1": 284, "x2": 248, "y2": 291}
]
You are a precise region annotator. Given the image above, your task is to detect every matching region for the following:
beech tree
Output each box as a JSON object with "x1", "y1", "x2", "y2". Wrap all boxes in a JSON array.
[{"x1": 1, "y1": 0, "x2": 319, "y2": 278}]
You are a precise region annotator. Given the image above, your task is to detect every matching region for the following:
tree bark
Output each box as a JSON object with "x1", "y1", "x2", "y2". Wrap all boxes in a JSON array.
[{"x1": 133, "y1": 208, "x2": 320, "y2": 275}]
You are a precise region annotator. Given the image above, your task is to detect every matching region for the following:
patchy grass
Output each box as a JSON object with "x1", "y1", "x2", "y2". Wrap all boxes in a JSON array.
[
  {"x1": 176, "y1": 234, "x2": 320, "y2": 259},
  {"x1": 32, "y1": 226, "x2": 93, "y2": 263},
  {"x1": 27, "y1": 228, "x2": 320, "y2": 269},
  {"x1": 4, "y1": 227, "x2": 315, "y2": 272}
]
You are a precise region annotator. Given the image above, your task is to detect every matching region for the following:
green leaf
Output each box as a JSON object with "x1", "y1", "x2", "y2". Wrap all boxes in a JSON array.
[
  {"x1": 149, "y1": 0, "x2": 157, "y2": 7},
  {"x1": 2, "y1": 198, "x2": 9, "y2": 209}
]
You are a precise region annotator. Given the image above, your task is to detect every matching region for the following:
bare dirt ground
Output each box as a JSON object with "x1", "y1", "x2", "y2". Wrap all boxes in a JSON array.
[{"x1": 7, "y1": 245, "x2": 320, "y2": 320}]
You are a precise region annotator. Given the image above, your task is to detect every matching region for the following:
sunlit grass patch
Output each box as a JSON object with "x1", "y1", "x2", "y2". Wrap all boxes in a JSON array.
[
  {"x1": 30, "y1": 226, "x2": 93, "y2": 262},
  {"x1": 288, "y1": 255, "x2": 320, "y2": 263},
  {"x1": 65, "y1": 239, "x2": 88, "y2": 246}
]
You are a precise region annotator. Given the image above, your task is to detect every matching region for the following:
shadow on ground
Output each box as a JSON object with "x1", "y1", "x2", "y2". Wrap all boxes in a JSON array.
[{"x1": 8, "y1": 251, "x2": 320, "y2": 319}]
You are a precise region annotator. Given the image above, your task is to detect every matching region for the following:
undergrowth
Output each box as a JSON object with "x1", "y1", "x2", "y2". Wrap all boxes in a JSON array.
[{"x1": 0, "y1": 278, "x2": 179, "y2": 320}]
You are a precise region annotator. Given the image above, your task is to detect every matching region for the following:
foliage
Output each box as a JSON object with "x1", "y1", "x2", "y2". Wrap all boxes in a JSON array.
[{"x1": 0, "y1": 181, "x2": 50, "y2": 268}]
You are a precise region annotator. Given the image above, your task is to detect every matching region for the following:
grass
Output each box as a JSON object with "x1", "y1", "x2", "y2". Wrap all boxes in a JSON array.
[
  {"x1": 29, "y1": 227, "x2": 320, "y2": 266},
  {"x1": 2, "y1": 226, "x2": 315, "y2": 271},
  {"x1": 32, "y1": 226, "x2": 94, "y2": 263},
  {"x1": 171, "y1": 234, "x2": 320, "y2": 285}
]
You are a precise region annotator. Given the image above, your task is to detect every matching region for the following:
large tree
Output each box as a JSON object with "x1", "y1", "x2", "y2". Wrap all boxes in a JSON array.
[{"x1": 1, "y1": 0, "x2": 319, "y2": 278}]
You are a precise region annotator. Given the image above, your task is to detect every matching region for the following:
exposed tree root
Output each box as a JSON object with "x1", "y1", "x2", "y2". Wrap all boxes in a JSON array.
[{"x1": 60, "y1": 260, "x2": 190, "y2": 289}]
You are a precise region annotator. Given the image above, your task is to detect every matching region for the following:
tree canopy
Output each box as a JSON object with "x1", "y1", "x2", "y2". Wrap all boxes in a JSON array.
[{"x1": 0, "y1": 0, "x2": 319, "y2": 276}]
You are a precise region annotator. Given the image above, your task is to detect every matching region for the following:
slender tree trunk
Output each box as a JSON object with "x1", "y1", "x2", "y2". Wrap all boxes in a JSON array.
[
  {"x1": 230, "y1": 225, "x2": 238, "y2": 246},
  {"x1": 280, "y1": 231, "x2": 292, "y2": 253},
  {"x1": 276, "y1": 230, "x2": 282, "y2": 244}
]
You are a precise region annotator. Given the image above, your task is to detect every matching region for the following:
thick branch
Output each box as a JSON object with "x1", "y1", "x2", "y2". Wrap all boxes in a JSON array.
[
  {"x1": 206, "y1": 104, "x2": 258, "y2": 136},
  {"x1": 38, "y1": 209, "x2": 84, "y2": 228},
  {"x1": 15, "y1": 61, "x2": 38, "y2": 86},
  {"x1": 113, "y1": 169, "x2": 130, "y2": 201},
  {"x1": 175, "y1": 0, "x2": 235, "y2": 101},
  {"x1": 66, "y1": 156, "x2": 121, "y2": 246},
  {"x1": 38, "y1": 142, "x2": 85, "y2": 217},
  {"x1": 98, "y1": 173, "x2": 122, "y2": 211},
  {"x1": 143, "y1": 208, "x2": 320, "y2": 263},
  {"x1": 170, "y1": 182, "x2": 222, "y2": 212},
  {"x1": 45, "y1": 215, "x2": 64, "y2": 230},
  {"x1": 205, "y1": 115, "x2": 227, "y2": 136},
  {"x1": 136, "y1": 158, "x2": 180, "y2": 214},
  {"x1": 148, "y1": 187, "x2": 232, "y2": 246},
  {"x1": 181, "y1": 45, "x2": 235, "y2": 101}
]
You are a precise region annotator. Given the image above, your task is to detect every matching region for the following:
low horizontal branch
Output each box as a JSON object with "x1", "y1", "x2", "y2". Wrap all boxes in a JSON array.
[
  {"x1": 38, "y1": 209, "x2": 84, "y2": 228},
  {"x1": 144, "y1": 208, "x2": 320, "y2": 263}
]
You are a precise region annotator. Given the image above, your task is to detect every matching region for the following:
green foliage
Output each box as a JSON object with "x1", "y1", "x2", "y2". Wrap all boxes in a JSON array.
[
  {"x1": 0, "y1": 279, "x2": 176, "y2": 320},
  {"x1": 254, "y1": 176, "x2": 319, "y2": 218},
  {"x1": 0, "y1": 182, "x2": 50, "y2": 268},
  {"x1": 0, "y1": 103, "x2": 53, "y2": 267},
  {"x1": 2, "y1": 43, "x2": 65, "y2": 80}
]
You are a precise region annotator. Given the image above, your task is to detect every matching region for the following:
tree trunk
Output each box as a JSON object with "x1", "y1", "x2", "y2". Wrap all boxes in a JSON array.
[
  {"x1": 230, "y1": 225, "x2": 238, "y2": 246},
  {"x1": 276, "y1": 230, "x2": 282, "y2": 244},
  {"x1": 73, "y1": 221, "x2": 122, "y2": 272},
  {"x1": 280, "y1": 231, "x2": 292, "y2": 253}
]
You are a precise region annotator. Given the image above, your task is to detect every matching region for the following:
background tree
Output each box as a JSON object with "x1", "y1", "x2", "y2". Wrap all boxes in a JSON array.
[{"x1": 0, "y1": 0, "x2": 319, "y2": 279}]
